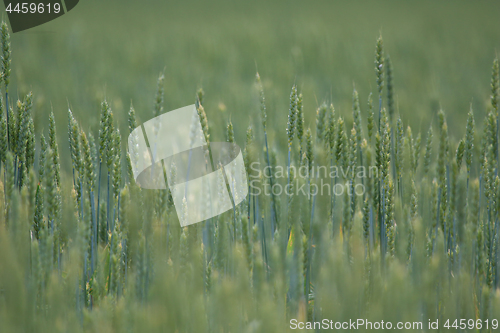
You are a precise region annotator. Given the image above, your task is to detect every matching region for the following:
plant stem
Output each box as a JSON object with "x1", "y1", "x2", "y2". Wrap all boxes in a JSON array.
[
  {"x1": 106, "y1": 172, "x2": 110, "y2": 244},
  {"x1": 97, "y1": 161, "x2": 102, "y2": 245},
  {"x1": 265, "y1": 131, "x2": 278, "y2": 231}
]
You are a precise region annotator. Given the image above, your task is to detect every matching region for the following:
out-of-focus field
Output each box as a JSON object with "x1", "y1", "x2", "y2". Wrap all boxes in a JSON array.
[{"x1": 2, "y1": 0, "x2": 499, "y2": 172}]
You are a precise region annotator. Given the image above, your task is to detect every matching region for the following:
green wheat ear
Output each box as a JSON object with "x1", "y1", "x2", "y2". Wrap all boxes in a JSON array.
[
  {"x1": 112, "y1": 129, "x2": 122, "y2": 196},
  {"x1": 0, "y1": 104, "x2": 6, "y2": 165},
  {"x1": 38, "y1": 134, "x2": 47, "y2": 181},
  {"x1": 379, "y1": 108, "x2": 391, "y2": 179},
  {"x1": 26, "y1": 118, "x2": 35, "y2": 171},
  {"x1": 17, "y1": 94, "x2": 34, "y2": 185},
  {"x1": 342, "y1": 181, "x2": 352, "y2": 238},
  {"x1": 456, "y1": 139, "x2": 465, "y2": 171},
  {"x1": 33, "y1": 181, "x2": 44, "y2": 240},
  {"x1": 99, "y1": 100, "x2": 111, "y2": 164},
  {"x1": 385, "y1": 179, "x2": 395, "y2": 255},
  {"x1": 465, "y1": 107, "x2": 475, "y2": 177},
  {"x1": 81, "y1": 131, "x2": 94, "y2": 191},
  {"x1": 11, "y1": 99, "x2": 21, "y2": 157},
  {"x1": 8, "y1": 103, "x2": 16, "y2": 151},
  {"x1": 386, "y1": 54, "x2": 394, "y2": 122},
  {"x1": 423, "y1": 125, "x2": 433, "y2": 176},
  {"x1": 491, "y1": 57, "x2": 499, "y2": 114},
  {"x1": 405, "y1": 126, "x2": 414, "y2": 172},
  {"x1": 128, "y1": 103, "x2": 137, "y2": 135},
  {"x1": 197, "y1": 103, "x2": 210, "y2": 145},
  {"x1": 362, "y1": 197, "x2": 370, "y2": 244},
  {"x1": 68, "y1": 109, "x2": 83, "y2": 179},
  {"x1": 0, "y1": 21, "x2": 10, "y2": 150},
  {"x1": 287, "y1": 85, "x2": 298, "y2": 148},
  {"x1": 325, "y1": 104, "x2": 336, "y2": 154},
  {"x1": 44, "y1": 148, "x2": 58, "y2": 222},
  {"x1": 375, "y1": 35, "x2": 384, "y2": 97},
  {"x1": 367, "y1": 93, "x2": 374, "y2": 142},
  {"x1": 352, "y1": 89, "x2": 362, "y2": 150},
  {"x1": 196, "y1": 88, "x2": 204, "y2": 107},
  {"x1": 255, "y1": 72, "x2": 267, "y2": 129},
  {"x1": 395, "y1": 118, "x2": 403, "y2": 181},
  {"x1": 88, "y1": 132, "x2": 97, "y2": 177},
  {"x1": 154, "y1": 73, "x2": 165, "y2": 118},
  {"x1": 1, "y1": 21, "x2": 11, "y2": 87},
  {"x1": 490, "y1": 57, "x2": 499, "y2": 169},
  {"x1": 296, "y1": 93, "x2": 304, "y2": 145},
  {"x1": 410, "y1": 180, "x2": 418, "y2": 220},
  {"x1": 48, "y1": 111, "x2": 61, "y2": 188},
  {"x1": 335, "y1": 117, "x2": 346, "y2": 169},
  {"x1": 316, "y1": 103, "x2": 327, "y2": 143},
  {"x1": 106, "y1": 109, "x2": 115, "y2": 171},
  {"x1": 413, "y1": 130, "x2": 422, "y2": 173},
  {"x1": 437, "y1": 110, "x2": 449, "y2": 181},
  {"x1": 226, "y1": 119, "x2": 234, "y2": 143},
  {"x1": 486, "y1": 110, "x2": 497, "y2": 162}
]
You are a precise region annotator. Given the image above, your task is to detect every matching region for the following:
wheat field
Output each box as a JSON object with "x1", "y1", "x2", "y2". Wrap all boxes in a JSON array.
[{"x1": 1, "y1": 1, "x2": 500, "y2": 332}]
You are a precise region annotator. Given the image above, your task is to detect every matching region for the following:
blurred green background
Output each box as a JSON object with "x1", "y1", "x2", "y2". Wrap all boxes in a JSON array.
[{"x1": 2, "y1": 0, "x2": 500, "y2": 172}]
